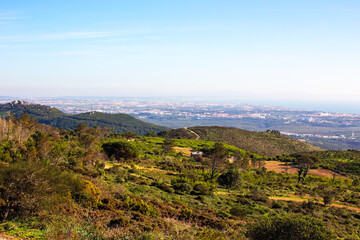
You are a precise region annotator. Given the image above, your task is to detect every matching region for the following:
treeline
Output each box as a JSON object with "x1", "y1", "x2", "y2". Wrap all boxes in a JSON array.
[{"x1": 0, "y1": 101, "x2": 168, "y2": 135}]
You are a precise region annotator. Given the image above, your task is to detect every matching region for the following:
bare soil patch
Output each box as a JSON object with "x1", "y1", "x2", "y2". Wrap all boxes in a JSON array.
[{"x1": 264, "y1": 161, "x2": 348, "y2": 179}]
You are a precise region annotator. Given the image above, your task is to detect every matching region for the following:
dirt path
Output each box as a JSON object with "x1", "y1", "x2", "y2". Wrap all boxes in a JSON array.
[
  {"x1": 184, "y1": 127, "x2": 200, "y2": 140},
  {"x1": 269, "y1": 196, "x2": 360, "y2": 213}
]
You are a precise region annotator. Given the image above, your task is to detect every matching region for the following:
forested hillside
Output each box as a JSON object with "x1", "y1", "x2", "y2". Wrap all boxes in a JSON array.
[{"x1": 0, "y1": 101, "x2": 167, "y2": 135}]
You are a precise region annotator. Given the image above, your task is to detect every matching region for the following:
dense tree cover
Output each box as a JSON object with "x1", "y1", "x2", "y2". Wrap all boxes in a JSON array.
[
  {"x1": 0, "y1": 116, "x2": 359, "y2": 239},
  {"x1": 0, "y1": 101, "x2": 168, "y2": 135}
]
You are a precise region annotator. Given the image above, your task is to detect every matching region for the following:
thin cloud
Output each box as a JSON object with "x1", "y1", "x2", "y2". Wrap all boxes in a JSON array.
[
  {"x1": 252, "y1": 8, "x2": 360, "y2": 12},
  {"x1": 0, "y1": 11, "x2": 16, "y2": 24},
  {"x1": 0, "y1": 11, "x2": 16, "y2": 20},
  {"x1": 0, "y1": 29, "x2": 153, "y2": 42}
]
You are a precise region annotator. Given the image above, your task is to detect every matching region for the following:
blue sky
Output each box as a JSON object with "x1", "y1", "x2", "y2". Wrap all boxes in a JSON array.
[{"x1": 1, "y1": 0, "x2": 360, "y2": 112}]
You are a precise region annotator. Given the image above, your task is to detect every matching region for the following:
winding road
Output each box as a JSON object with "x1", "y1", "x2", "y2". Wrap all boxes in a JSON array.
[{"x1": 184, "y1": 127, "x2": 200, "y2": 140}]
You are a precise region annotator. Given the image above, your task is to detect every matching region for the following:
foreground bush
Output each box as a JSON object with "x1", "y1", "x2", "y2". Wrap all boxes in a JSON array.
[
  {"x1": 246, "y1": 214, "x2": 333, "y2": 240},
  {"x1": 0, "y1": 161, "x2": 77, "y2": 221}
]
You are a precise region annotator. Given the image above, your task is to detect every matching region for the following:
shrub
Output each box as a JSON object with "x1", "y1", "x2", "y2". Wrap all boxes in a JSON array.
[
  {"x1": 171, "y1": 177, "x2": 193, "y2": 194},
  {"x1": 230, "y1": 206, "x2": 247, "y2": 218},
  {"x1": 192, "y1": 182, "x2": 213, "y2": 195},
  {"x1": 0, "y1": 160, "x2": 77, "y2": 221},
  {"x1": 108, "y1": 216, "x2": 130, "y2": 228},
  {"x1": 196, "y1": 228, "x2": 224, "y2": 240},
  {"x1": 102, "y1": 140, "x2": 139, "y2": 161},
  {"x1": 121, "y1": 195, "x2": 158, "y2": 216},
  {"x1": 247, "y1": 189, "x2": 269, "y2": 202},
  {"x1": 323, "y1": 193, "x2": 334, "y2": 206},
  {"x1": 155, "y1": 183, "x2": 174, "y2": 193},
  {"x1": 271, "y1": 201, "x2": 285, "y2": 209},
  {"x1": 180, "y1": 208, "x2": 194, "y2": 219},
  {"x1": 172, "y1": 182, "x2": 193, "y2": 194},
  {"x1": 246, "y1": 214, "x2": 333, "y2": 240},
  {"x1": 217, "y1": 167, "x2": 242, "y2": 189},
  {"x1": 73, "y1": 180, "x2": 102, "y2": 208}
]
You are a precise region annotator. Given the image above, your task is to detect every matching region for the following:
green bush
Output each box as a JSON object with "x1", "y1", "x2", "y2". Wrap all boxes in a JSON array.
[
  {"x1": 246, "y1": 214, "x2": 333, "y2": 240},
  {"x1": 172, "y1": 182, "x2": 193, "y2": 194},
  {"x1": 230, "y1": 206, "x2": 247, "y2": 218},
  {"x1": 154, "y1": 182, "x2": 174, "y2": 193},
  {"x1": 217, "y1": 167, "x2": 242, "y2": 189},
  {"x1": 102, "y1": 140, "x2": 139, "y2": 161},
  {"x1": 192, "y1": 182, "x2": 213, "y2": 195},
  {"x1": 180, "y1": 208, "x2": 194, "y2": 219},
  {"x1": 72, "y1": 179, "x2": 101, "y2": 208}
]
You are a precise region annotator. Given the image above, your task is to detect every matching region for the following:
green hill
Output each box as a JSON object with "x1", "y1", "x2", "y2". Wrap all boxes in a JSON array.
[
  {"x1": 0, "y1": 101, "x2": 167, "y2": 135},
  {"x1": 308, "y1": 150, "x2": 360, "y2": 177},
  {"x1": 160, "y1": 126, "x2": 322, "y2": 156}
]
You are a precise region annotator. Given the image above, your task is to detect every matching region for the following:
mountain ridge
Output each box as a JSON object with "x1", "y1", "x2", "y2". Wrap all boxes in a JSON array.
[{"x1": 0, "y1": 101, "x2": 168, "y2": 135}]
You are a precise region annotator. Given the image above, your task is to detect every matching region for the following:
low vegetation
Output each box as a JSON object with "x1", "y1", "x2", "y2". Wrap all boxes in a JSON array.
[
  {"x1": 161, "y1": 126, "x2": 322, "y2": 156},
  {"x1": 0, "y1": 116, "x2": 359, "y2": 239}
]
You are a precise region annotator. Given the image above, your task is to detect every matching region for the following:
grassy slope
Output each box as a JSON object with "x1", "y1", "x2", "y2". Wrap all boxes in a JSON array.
[
  {"x1": 163, "y1": 126, "x2": 322, "y2": 157},
  {"x1": 191, "y1": 126, "x2": 323, "y2": 157}
]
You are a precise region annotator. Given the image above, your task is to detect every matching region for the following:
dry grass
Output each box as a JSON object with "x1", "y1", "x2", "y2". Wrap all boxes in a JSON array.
[
  {"x1": 173, "y1": 147, "x2": 192, "y2": 157},
  {"x1": 0, "y1": 233, "x2": 20, "y2": 240},
  {"x1": 264, "y1": 161, "x2": 348, "y2": 179},
  {"x1": 269, "y1": 196, "x2": 360, "y2": 213}
]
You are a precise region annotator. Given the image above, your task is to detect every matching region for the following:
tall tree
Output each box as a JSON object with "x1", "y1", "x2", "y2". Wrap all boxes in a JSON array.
[
  {"x1": 208, "y1": 143, "x2": 228, "y2": 180},
  {"x1": 294, "y1": 153, "x2": 319, "y2": 184},
  {"x1": 162, "y1": 138, "x2": 175, "y2": 154}
]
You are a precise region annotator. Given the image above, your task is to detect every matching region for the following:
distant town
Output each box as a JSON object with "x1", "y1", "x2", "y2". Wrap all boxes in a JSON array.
[{"x1": 1, "y1": 96, "x2": 359, "y2": 150}]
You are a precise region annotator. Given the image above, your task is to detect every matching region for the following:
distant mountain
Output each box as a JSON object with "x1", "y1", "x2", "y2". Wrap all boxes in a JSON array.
[
  {"x1": 160, "y1": 126, "x2": 323, "y2": 157},
  {"x1": 0, "y1": 101, "x2": 168, "y2": 135}
]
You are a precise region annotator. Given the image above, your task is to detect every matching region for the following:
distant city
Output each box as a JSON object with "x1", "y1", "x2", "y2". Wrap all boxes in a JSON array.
[{"x1": 1, "y1": 96, "x2": 359, "y2": 150}]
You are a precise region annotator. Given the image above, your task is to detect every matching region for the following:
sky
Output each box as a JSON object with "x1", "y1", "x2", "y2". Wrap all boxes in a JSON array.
[{"x1": 0, "y1": 0, "x2": 360, "y2": 113}]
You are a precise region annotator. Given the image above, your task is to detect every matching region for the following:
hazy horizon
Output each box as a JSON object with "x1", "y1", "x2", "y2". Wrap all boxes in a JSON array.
[
  {"x1": 1, "y1": 95, "x2": 359, "y2": 115},
  {"x1": 1, "y1": 1, "x2": 360, "y2": 113}
]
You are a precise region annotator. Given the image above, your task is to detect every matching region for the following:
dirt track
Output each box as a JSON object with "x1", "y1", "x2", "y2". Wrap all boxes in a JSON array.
[
  {"x1": 184, "y1": 127, "x2": 200, "y2": 140},
  {"x1": 269, "y1": 196, "x2": 360, "y2": 213}
]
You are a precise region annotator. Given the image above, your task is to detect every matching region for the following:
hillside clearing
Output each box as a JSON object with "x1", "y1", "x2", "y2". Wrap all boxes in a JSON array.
[
  {"x1": 173, "y1": 146, "x2": 192, "y2": 157},
  {"x1": 264, "y1": 161, "x2": 348, "y2": 179}
]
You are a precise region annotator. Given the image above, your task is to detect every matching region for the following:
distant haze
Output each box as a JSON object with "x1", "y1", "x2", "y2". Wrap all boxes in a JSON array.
[{"x1": 1, "y1": 1, "x2": 359, "y2": 113}]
